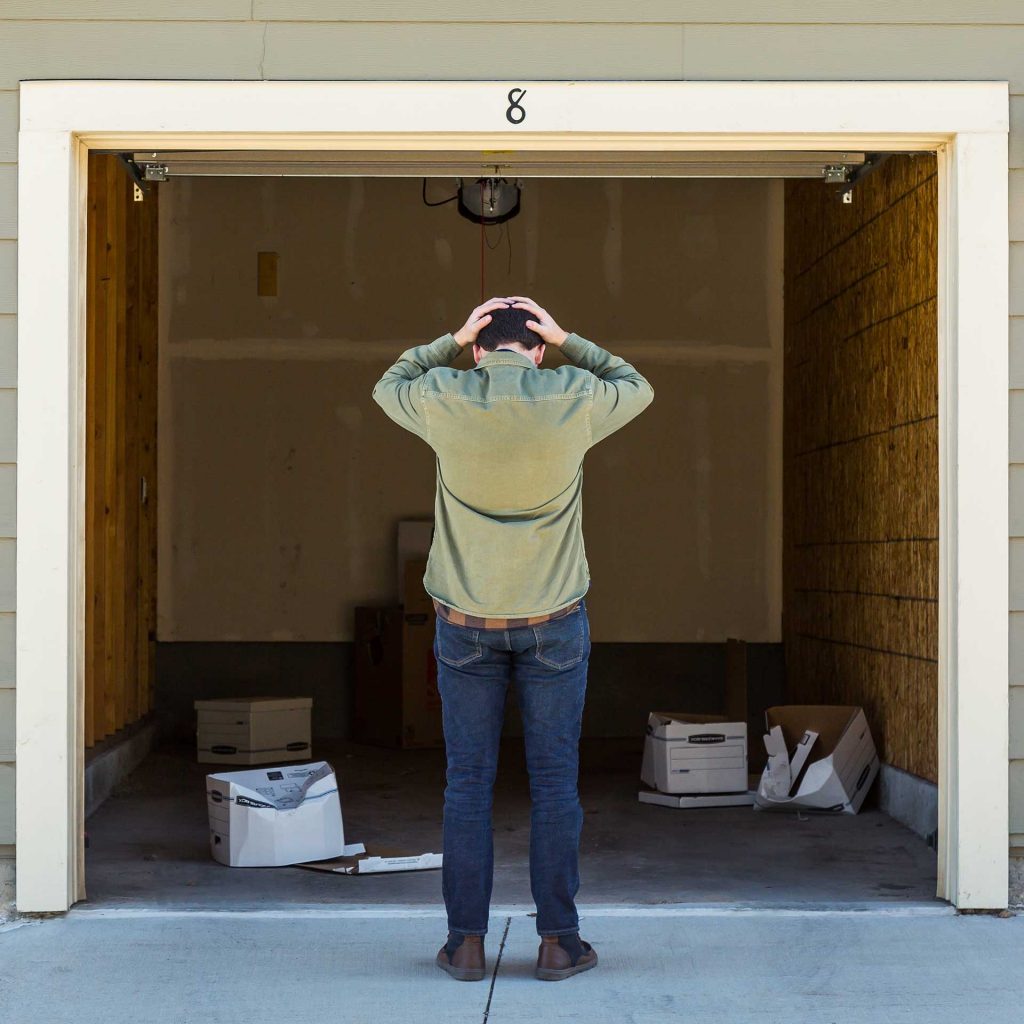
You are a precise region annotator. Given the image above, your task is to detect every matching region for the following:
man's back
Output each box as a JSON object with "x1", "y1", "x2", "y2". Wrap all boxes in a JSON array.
[
  {"x1": 372, "y1": 321, "x2": 653, "y2": 618},
  {"x1": 425, "y1": 355, "x2": 591, "y2": 512}
]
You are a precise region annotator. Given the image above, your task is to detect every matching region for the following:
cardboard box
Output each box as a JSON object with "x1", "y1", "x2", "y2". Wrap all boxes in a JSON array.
[
  {"x1": 205, "y1": 761, "x2": 344, "y2": 867},
  {"x1": 401, "y1": 558, "x2": 442, "y2": 745},
  {"x1": 352, "y1": 559, "x2": 442, "y2": 748},
  {"x1": 194, "y1": 696, "x2": 312, "y2": 765},
  {"x1": 300, "y1": 842, "x2": 443, "y2": 875},
  {"x1": 755, "y1": 705, "x2": 879, "y2": 814},
  {"x1": 640, "y1": 712, "x2": 749, "y2": 795},
  {"x1": 403, "y1": 557, "x2": 434, "y2": 617},
  {"x1": 397, "y1": 519, "x2": 433, "y2": 599}
]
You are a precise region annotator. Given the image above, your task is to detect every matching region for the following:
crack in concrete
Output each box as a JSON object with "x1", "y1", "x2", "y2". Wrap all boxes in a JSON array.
[{"x1": 482, "y1": 915, "x2": 512, "y2": 1022}]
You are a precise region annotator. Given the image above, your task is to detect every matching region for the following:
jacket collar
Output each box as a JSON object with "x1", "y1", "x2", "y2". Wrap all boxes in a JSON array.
[{"x1": 475, "y1": 348, "x2": 538, "y2": 370}]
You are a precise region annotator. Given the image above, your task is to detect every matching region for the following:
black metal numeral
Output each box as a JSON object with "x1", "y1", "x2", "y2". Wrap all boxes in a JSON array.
[{"x1": 505, "y1": 88, "x2": 527, "y2": 125}]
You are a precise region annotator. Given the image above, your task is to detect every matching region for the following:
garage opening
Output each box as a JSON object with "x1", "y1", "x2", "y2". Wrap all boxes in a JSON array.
[{"x1": 79, "y1": 147, "x2": 940, "y2": 907}]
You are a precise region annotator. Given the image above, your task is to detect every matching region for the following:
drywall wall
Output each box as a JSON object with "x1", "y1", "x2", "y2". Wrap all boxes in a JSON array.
[
  {"x1": 158, "y1": 174, "x2": 783, "y2": 643},
  {"x1": 783, "y1": 154, "x2": 939, "y2": 782}
]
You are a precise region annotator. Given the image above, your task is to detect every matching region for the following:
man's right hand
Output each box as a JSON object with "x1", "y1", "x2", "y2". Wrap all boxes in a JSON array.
[
  {"x1": 453, "y1": 298, "x2": 511, "y2": 348},
  {"x1": 506, "y1": 296, "x2": 569, "y2": 347}
]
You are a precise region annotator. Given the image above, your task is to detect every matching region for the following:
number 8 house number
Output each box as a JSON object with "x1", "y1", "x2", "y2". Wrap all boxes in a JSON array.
[{"x1": 506, "y1": 88, "x2": 527, "y2": 125}]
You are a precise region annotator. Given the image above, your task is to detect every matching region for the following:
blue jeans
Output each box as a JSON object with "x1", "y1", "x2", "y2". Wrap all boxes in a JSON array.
[{"x1": 434, "y1": 600, "x2": 591, "y2": 938}]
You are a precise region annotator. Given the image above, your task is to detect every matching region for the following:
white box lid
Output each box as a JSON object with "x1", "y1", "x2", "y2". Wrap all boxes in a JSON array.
[
  {"x1": 646, "y1": 711, "x2": 746, "y2": 741},
  {"x1": 194, "y1": 696, "x2": 313, "y2": 712}
]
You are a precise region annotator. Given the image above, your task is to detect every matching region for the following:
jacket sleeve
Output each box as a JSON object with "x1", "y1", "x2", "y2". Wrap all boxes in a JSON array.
[
  {"x1": 560, "y1": 332, "x2": 654, "y2": 444},
  {"x1": 371, "y1": 332, "x2": 462, "y2": 440}
]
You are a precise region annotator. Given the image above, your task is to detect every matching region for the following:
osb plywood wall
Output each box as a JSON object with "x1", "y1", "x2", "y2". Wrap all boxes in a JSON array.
[
  {"x1": 783, "y1": 154, "x2": 938, "y2": 782},
  {"x1": 85, "y1": 154, "x2": 159, "y2": 748}
]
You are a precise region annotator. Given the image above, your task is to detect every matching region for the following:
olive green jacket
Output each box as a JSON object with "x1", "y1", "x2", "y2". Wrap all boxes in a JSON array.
[{"x1": 371, "y1": 331, "x2": 654, "y2": 618}]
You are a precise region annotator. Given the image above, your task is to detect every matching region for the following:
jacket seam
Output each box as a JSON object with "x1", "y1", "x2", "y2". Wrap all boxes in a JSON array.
[
  {"x1": 418, "y1": 379, "x2": 431, "y2": 443},
  {"x1": 422, "y1": 391, "x2": 591, "y2": 403}
]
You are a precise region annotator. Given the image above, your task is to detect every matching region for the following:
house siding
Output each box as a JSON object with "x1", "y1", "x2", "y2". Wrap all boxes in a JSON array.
[{"x1": 0, "y1": 4, "x2": 1022, "y2": 877}]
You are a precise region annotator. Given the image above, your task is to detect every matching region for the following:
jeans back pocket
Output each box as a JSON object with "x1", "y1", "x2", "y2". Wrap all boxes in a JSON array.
[
  {"x1": 435, "y1": 618, "x2": 484, "y2": 668},
  {"x1": 532, "y1": 608, "x2": 587, "y2": 670}
]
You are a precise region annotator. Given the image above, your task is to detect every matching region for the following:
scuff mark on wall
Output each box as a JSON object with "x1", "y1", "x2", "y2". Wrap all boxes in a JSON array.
[
  {"x1": 523, "y1": 179, "x2": 540, "y2": 287},
  {"x1": 343, "y1": 177, "x2": 366, "y2": 301},
  {"x1": 434, "y1": 236, "x2": 453, "y2": 270},
  {"x1": 602, "y1": 179, "x2": 623, "y2": 299},
  {"x1": 690, "y1": 392, "x2": 713, "y2": 587}
]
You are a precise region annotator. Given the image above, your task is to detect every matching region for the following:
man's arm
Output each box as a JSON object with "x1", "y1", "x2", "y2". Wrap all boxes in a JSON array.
[
  {"x1": 371, "y1": 297, "x2": 512, "y2": 439},
  {"x1": 507, "y1": 296, "x2": 654, "y2": 445},
  {"x1": 559, "y1": 333, "x2": 654, "y2": 444},
  {"x1": 371, "y1": 333, "x2": 461, "y2": 440}
]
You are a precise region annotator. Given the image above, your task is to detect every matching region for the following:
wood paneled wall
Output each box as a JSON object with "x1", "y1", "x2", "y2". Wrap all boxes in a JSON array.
[
  {"x1": 85, "y1": 153, "x2": 159, "y2": 748},
  {"x1": 783, "y1": 155, "x2": 938, "y2": 782}
]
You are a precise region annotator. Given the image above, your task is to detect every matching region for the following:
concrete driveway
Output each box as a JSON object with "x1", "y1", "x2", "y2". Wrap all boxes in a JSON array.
[{"x1": 2, "y1": 905, "x2": 1022, "y2": 1023}]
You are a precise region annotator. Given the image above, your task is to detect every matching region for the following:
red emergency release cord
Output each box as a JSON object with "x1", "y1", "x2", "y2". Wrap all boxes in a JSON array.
[{"x1": 480, "y1": 212, "x2": 485, "y2": 302}]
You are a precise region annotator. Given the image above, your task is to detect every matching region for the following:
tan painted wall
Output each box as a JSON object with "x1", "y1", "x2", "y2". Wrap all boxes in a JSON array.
[{"x1": 157, "y1": 175, "x2": 783, "y2": 643}]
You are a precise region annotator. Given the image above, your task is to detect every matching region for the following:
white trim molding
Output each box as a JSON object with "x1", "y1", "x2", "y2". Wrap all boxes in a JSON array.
[{"x1": 15, "y1": 79, "x2": 1010, "y2": 912}]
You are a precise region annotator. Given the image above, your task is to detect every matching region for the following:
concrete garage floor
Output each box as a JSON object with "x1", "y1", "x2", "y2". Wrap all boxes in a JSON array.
[{"x1": 83, "y1": 739, "x2": 937, "y2": 910}]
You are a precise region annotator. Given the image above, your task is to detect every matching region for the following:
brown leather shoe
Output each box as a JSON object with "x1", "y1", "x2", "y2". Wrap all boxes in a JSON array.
[
  {"x1": 436, "y1": 934, "x2": 486, "y2": 981},
  {"x1": 535, "y1": 935, "x2": 598, "y2": 981}
]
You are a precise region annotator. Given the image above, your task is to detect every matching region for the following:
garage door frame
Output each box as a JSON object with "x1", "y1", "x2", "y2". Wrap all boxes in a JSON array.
[{"x1": 14, "y1": 79, "x2": 1009, "y2": 912}]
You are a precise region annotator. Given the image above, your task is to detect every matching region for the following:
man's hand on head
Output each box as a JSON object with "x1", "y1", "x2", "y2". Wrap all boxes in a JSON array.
[
  {"x1": 506, "y1": 297, "x2": 569, "y2": 348},
  {"x1": 453, "y1": 298, "x2": 512, "y2": 348}
]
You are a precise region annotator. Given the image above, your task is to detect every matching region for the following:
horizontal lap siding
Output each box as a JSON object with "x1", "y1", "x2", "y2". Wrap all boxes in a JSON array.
[
  {"x1": 783, "y1": 155, "x2": 939, "y2": 783},
  {"x1": 0, "y1": 22, "x2": 686, "y2": 86},
  {"x1": 5, "y1": 3, "x2": 1019, "y2": 24},
  {"x1": 0, "y1": 74, "x2": 11, "y2": 844},
  {"x1": 682, "y1": 26, "x2": 1024, "y2": 91},
  {"x1": 0, "y1": 24, "x2": 265, "y2": 87},
  {"x1": 6, "y1": 21, "x2": 1024, "y2": 86},
  {"x1": 0, "y1": 7, "x2": 1021, "y2": 848},
  {"x1": 260, "y1": 23, "x2": 684, "y2": 79}
]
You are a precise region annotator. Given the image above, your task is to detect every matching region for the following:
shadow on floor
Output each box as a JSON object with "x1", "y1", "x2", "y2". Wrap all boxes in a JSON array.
[{"x1": 83, "y1": 739, "x2": 938, "y2": 909}]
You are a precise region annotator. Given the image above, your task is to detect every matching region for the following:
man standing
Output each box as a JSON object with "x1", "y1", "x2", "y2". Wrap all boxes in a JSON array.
[{"x1": 372, "y1": 296, "x2": 653, "y2": 982}]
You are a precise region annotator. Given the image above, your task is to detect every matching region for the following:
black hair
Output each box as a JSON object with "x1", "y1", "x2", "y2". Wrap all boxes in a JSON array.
[{"x1": 474, "y1": 305, "x2": 543, "y2": 351}]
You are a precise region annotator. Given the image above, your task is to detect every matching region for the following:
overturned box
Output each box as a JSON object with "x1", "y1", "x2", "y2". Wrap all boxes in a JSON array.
[
  {"x1": 639, "y1": 789, "x2": 755, "y2": 809},
  {"x1": 641, "y1": 712, "x2": 749, "y2": 795},
  {"x1": 205, "y1": 761, "x2": 344, "y2": 867},
  {"x1": 194, "y1": 696, "x2": 312, "y2": 765},
  {"x1": 755, "y1": 705, "x2": 879, "y2": 814}
]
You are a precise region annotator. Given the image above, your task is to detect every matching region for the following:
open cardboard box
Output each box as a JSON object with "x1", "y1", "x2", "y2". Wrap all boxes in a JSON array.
[
  {"x1": 206, "y1": 761, "x2": 442, "y2": 873},
  {"x1": 755, "y1": 705, "x2": 879, "y2": 814},
  {"x1": 205, "y1": 761, "x2": 345, "y2": 867}
]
